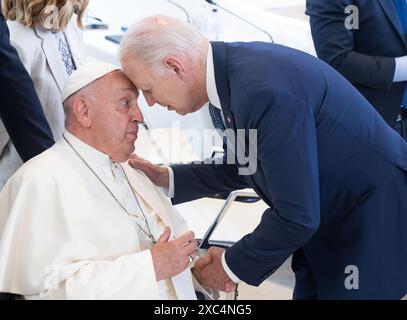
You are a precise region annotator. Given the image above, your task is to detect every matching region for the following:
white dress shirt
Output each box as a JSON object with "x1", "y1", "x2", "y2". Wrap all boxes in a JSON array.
[{"x1": 393, "y1": 56, "x2": 407, "y2": 82}]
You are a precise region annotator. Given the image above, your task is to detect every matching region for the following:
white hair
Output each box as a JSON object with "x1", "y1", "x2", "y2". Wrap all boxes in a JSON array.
[{"x1": 118, "y1": 15, "x2": 208, "y2": 75}]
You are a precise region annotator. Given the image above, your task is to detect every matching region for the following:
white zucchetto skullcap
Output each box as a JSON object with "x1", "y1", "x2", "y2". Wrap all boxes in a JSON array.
[{"x1": 62, "y1": 61, "x2": 121, "y2": 102}]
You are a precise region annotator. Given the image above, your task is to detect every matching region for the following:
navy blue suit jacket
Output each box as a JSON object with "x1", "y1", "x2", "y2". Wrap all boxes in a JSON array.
[
  {"x1": 306, "y1": 0, "x2": 407, "y2": 128},
  {"x1": 172, "y1": 42, "x2": 407, "y2": 299},
  {"x1": 0, "y1": 9, "x2": 54, "y2": 162}
]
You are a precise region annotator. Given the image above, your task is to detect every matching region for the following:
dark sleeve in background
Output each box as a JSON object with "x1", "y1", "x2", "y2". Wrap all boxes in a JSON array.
[
  {"x1": 305, "y1": 0, "x2": 396, "y2": 92},
  {"x1": 0, "y1": 10, "x2": 54, "y2": 163}
]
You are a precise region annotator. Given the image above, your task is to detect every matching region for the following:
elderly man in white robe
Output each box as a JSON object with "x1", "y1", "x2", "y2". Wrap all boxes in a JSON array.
[{"x1": 0, "y1": 62, "x2": 200, "y2": 300}]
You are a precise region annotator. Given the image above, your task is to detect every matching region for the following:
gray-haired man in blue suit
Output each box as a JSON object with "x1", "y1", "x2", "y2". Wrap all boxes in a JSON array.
[{"x1": 120, "y1": 15, "x2": 407, "y2": 299}]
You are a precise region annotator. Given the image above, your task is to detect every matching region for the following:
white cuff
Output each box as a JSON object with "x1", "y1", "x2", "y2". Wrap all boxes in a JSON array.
[
  {"x1": 162, "y1": 167, "x2": 175, "y2": 198},
  {"x1": 221, "y1": 251, "x2": 241, "y2": 284},
  {"x1": 393, "y1": 56, "x2": 407, "y2": 82}
]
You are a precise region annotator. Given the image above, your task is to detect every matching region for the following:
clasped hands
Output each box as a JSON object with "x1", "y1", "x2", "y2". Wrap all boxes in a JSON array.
[
  {"x1": 150, "y1": 227, "x2": 198, "y2": 281},
  {"x1": 150, "y1": 227, "x2": 236, "y2": 292}
]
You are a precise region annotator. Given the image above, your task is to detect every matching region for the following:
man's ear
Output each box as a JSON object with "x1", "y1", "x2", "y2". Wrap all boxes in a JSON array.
[
  {"x1": 72, "y1": 97, "x2": 92, "y2": 128},
  {"x1": 165, "y1": 56, "x2": 186, "y2": 79}
]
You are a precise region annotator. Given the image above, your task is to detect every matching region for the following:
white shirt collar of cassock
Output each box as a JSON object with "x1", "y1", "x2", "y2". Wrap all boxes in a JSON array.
[
  {"x1": 206, "y1": 43, "x2": 222, "y2": 111},
  {"x1": 63, "y1": 130, "x2": 112, "y2": 165}
]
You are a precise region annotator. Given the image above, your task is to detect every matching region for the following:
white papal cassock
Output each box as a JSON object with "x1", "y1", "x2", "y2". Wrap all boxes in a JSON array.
[{"x1": 0, "y1": 131, "x2": 197, "y2": 300}]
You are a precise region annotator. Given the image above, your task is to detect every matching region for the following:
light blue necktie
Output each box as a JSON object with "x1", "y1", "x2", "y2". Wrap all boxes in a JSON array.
[{"x1": 57, "y1": 33, "x2": 75, "y2": 76}]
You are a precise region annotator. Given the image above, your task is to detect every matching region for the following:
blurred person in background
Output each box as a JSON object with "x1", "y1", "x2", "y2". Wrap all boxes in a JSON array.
[
  {"x1": 306, "y1": 0, "x2": 407, "y2": 138},
  {"x1": 0, "y1": 0, "x2": 89, "y2": 191}
]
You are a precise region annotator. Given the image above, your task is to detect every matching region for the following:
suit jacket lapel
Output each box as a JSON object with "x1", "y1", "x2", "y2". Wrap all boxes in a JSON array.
[
  {"x1": 211, "y1": 41, "x2": 233, "y2": 126},
  {"x1": 34, "y1": 25, "x2": 67, "y2": 93},
  {"x1": 211, "y1": 42, "x2": 267, "y2": 201},
  {"x1": 378, "y1": 0, "x2": 407, "y2": 49}
]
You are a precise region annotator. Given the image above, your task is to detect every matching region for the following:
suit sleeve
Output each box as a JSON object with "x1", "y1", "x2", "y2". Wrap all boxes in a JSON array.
[
  {"x1": 306, "y1": 0, "x2": 396, "y2": 91},
  {"x1": 224, "y1": 91, "x2": 321, "y2": 286},
  {"x1": 171, "y1": 145, "x2": 250, "y2": 205},
  {"x1": 0, "y1": 12, "x2": 54, "y2": 162}
]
